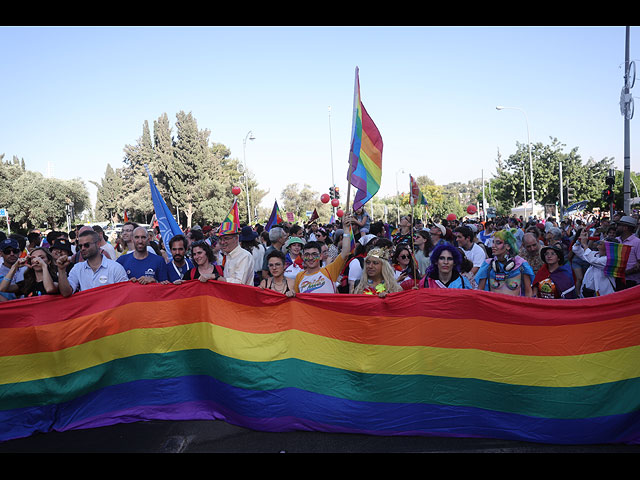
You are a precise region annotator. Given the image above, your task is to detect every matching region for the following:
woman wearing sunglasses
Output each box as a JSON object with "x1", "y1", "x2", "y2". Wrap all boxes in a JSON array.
[
  {"x1": 391, "y1": 245, "x2": 420, "y2": 289},
  {"x1": 259, "y1": 249, "x2": 295, "y2": 297},
  {"x1": 418, "y1": 243, "x2": 472, "y2": 289}
]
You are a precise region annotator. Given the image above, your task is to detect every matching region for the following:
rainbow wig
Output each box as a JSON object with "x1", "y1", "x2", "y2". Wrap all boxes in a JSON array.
[{"x1": 493, "y1": 228, "x2": 519, "y2": 256}]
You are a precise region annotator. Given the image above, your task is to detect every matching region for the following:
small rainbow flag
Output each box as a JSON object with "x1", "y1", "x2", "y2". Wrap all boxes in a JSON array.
[
  {"x1": 219, "y1": 199, "x2": 240, "y2": 235},
  {"x1": 409, "y1": 174, "x2": 428, "y2": 207},
  {"x1": 347, "y1": 67, "x2": 383, "y2": 211},
  {"x1": 349, "y1": 225, "x2": 356, "y2": 253},
  {"x1": 604, "y1": 241, "x2": 632, "y2": 279},
  {"x1": 265, "y1": 200, "x2": 284, "y2": 231}
]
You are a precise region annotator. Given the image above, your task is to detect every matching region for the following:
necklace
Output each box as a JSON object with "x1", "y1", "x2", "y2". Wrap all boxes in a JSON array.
[{"x1": 271, "y1": 278, "x2": 287, "y2": 293}]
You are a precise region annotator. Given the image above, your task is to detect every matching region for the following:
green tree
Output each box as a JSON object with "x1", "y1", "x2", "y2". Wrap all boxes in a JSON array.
[{"x1": 92, "y1": 163, "x2": 124, "y2": 223}]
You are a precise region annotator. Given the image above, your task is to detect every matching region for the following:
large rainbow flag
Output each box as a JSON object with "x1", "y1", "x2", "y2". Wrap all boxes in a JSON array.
[
  {"x1": 347, "y1": 67, "x2": 383, "y2": 211},
  {"x1": 1, "y1": 282, "x2": 640, "y2": 445}
]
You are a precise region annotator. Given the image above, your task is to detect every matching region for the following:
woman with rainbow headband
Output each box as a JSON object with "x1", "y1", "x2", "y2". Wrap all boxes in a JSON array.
[
  {"x1": 353, "y1": 247, "x2": 402, "y2": 297},
  {"x1": 475, "y1": 228, "x2": 534, "y2": 297}
]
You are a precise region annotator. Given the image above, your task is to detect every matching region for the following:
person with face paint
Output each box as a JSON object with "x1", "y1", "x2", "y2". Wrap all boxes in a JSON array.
[{"x1": 475, "y1": 229, "x2": 534, "y2": 297}]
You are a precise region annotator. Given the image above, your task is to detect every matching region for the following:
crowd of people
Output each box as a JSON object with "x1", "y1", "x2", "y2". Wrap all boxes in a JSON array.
[{"x1": 2, "y1": 207, "x2": 640, "y2": 302}]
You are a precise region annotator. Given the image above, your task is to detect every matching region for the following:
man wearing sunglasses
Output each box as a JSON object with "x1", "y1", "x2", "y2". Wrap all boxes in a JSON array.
[
  {"x1": 57, "y1": 229, "x2": 128, "y2": 297},
  {"x1": 0, "y1": 238, "x2": 27, "y2": 300}
]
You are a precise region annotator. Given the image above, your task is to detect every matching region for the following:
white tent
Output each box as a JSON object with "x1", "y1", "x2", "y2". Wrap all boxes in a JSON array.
[{"x1": 510, "y1": 200, "x2": 545, "y2": 219}]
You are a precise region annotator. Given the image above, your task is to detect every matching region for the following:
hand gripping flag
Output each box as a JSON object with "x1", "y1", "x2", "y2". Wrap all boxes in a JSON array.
[
  {"x1": 347, "y1": 67, "x2": 383, "y2": 211},
  {"x1": 145, "y1": 165, "x2": 183, "y2": 261},
  {"x1": 265, "y1": 200, "x2": 284, "y2": 232},
  {"x1": 410, "y1": 174, "x2": 428, "y2": 207},
  {"x1": 219, "y1": 199, "x2": 240, "y2": 235}
]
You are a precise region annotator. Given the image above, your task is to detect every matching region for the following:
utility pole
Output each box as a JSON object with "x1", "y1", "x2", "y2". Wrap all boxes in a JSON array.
[
  {"x1": 559, "y1": 161, "x2": 564, "y2": 220},
  {"x1": 622, "y1": 26, "x2": 634, "y2": 214}
]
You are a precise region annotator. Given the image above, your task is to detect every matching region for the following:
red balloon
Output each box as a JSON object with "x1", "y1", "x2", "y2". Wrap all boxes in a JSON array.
[
  {"x1": 466, "y1": 205, "x2": 477, "y2": 214},
  {"x1": 232, "y1": 186, "x2": 241, "y2": 196},
  {"x1": 321, "y1": 193, "x2": 330, "y2": 204},
  {"x1": 446, "y1": 213, "x2": 457, "y2": 222},
  {"x1": 336, "y1": 209, "x2": 344, "y2": 217},
  {"x1": 331, "y1": 198, "x2": 340, "y2": 208}
]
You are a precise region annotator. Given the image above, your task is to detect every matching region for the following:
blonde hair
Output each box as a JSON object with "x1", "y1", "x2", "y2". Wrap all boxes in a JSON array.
[{"x1": 354, "y1": 251, "x2": 402, "y2": 294}]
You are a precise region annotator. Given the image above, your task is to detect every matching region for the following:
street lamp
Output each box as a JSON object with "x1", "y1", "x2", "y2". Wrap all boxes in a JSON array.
[
  {"x1": 242, "y1": 130, "x2": 255, "y2": 224},
  {"x1": 496, "y1": 106, "x2": 535, "y2": 218},
  {"x1": 395, "y1": 168, "x2": 405, "y2": 225}
]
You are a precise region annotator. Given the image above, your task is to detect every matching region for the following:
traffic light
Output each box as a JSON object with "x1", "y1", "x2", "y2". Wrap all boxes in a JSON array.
[
  {"x1": 602, "y1": 188, "x2": 614, "y2": 204},
  {"x1": 566, "y1": 187, "x2": 575, "y2": 204},
  {"x1": 329, "y1": 186, "x2": 335, "y2": 199},
  {"x1": 606, "y1": 171, "x2": 615, "y2": 186},
  {"x1": 335, "y1": 186, "x2": 340, "y2": 199}
]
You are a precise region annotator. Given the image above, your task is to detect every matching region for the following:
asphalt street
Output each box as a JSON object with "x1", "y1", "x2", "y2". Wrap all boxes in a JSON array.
[{"x1": 1, "y1": 420, "x2": 639, "y2": 453}]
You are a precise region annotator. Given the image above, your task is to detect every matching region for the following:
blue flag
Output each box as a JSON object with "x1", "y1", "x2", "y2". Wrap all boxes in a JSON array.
[{"x1": 145, "y1": 165, "x2": 183, "y2": 261}]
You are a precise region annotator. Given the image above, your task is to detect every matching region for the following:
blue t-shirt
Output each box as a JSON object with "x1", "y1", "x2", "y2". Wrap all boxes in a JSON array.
[
  {"x1": 117, "y1": 253, "x2": 168, "y2": 282},
  {"x1": 166, "y1": 258, "x2": 194, "y2": 282}
]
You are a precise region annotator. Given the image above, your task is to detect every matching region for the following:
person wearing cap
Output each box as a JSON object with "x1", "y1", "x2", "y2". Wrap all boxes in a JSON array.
[
  {"x1": 532, "y1": 244, "x2": 577, "y2": 299},
  {"x1": 616, "y1": 215, "x2": 640, "y2": 289},
  {"x1": 283, "y1": 236, "x2": 305, "y2": 280},
  {"x1": 49, "y1": 238, "x2": 74, "y2": 274},
  {"x1": 57, "y1": 229, "x2": 129, "y2": 297},
  {"x1": 218, "y1": 227, "x2": 254, "y2": 286},
  {"x1": 429, "y1": 223, "x2": 449, "y2": 247},
  {"x1": 0, "y1": 238, "x2": 28, "y2": 301}
]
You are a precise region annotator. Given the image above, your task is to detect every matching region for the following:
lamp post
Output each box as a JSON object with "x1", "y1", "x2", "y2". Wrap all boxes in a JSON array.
[
  {"x1": 395, "y1": 168, "x2": 405, "y2": 225},
  {"x1": 242, "y1": 130, "x2": 255, "y2": 224},
  {"x1": 497, "y1": 106, "x2": 535, "y2": 218}
]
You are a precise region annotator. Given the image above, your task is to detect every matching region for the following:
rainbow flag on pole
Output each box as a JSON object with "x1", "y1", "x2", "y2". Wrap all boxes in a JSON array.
[
  {"x1": 347, "y1": 67, "x2": 383, "y2": 211},
  {"x1": 2, "y1": 283, "x2": 640, "y2": 444},
  {"x1": 219, "y1": 199, "x2": 240, "y2": 235},
  {"x1": 604, "y1": 241, "x2": 632, "y2": 279},
  {"x1": 265, "y1": 200, "x2": 284, "y2": 231},
  {"x1": 409, "y1": 174, "x2": 428, "y2": 207}
]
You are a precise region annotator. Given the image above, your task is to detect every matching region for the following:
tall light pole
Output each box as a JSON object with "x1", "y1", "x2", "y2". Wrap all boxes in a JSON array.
[
  {"x1": 395, "y1": 168, "x2": 405, "y2": 225},
  {"x1": 497, "y1": 106, "x2": 535, "y2": 217},
  {"x1": 242, "y1": 130, "x2": 255, "y2": 224}
]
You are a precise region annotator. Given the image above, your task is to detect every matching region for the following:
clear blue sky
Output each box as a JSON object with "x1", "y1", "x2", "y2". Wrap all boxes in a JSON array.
[{"x1": 1, "y1": 26, "x2": 638, "y2": 214}]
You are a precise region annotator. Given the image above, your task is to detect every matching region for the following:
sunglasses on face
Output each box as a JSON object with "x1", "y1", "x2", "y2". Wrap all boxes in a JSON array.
[
  {"x1": 3, "y1": 248, "x2": 20, "y2": 255},
  {"x1": 78, "y1": 241, "x2": 96, "y2": 249},
  {"x1": 398, "y1": 254, "x2": 410, "y2": 260}
]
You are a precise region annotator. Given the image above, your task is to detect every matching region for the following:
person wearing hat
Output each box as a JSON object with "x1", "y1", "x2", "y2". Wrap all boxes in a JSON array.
[
  {"x1": 218, "y1": 226, "x2": 254, "y2": 286},
  {"x1": 0, "y1": 238, "x2": 28, "y2": 301},
  {"x1": 429, "y1": 223, "x2": 449, "y2": 248},
  {"x1": 49, "y1": 238, "x2": 74, "y2": 274},
  {"x1": 532, "y1": 244, "x2": 577, "y2": 299},
  {"x1": 616, "y1": 215, "x2": 640, "y2": 289},
  {"x1": 283, "y1": 236, "x2": 304, "y2": 280}
]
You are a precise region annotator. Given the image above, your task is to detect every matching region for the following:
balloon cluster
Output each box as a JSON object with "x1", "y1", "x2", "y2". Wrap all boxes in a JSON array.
[{"x1": 321, "y1": 193, "x2": 343, "y2": 217}]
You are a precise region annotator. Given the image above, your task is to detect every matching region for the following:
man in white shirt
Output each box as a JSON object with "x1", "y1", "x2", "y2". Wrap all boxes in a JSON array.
[
  {"x1": 454, "y1": 225, "x2": 487, "y2": 276},
  {"x1": 219, "y1": 229, "x2": 254, "y2": 285}
]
